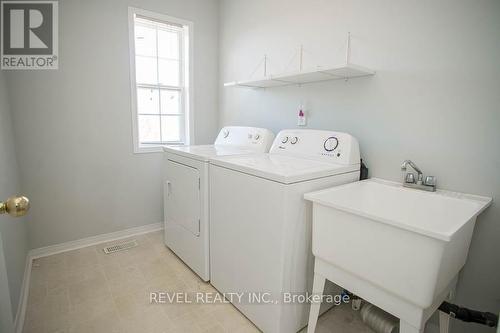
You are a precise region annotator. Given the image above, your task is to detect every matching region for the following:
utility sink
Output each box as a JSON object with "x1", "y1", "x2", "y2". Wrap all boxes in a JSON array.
[{"x1": 304, "y1": 178, "x2": 491, "y2": 332}]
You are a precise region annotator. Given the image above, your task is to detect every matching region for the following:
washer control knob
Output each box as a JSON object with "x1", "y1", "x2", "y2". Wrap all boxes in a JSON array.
[
  {"x1": 254, "y1": 134, "x2": 260, "y2": 140},
  {"x1": 281, "y1": 136, "x2": 289, "y2": 144},
  {"x1": 290, "y1": 137, "x2": 299, "y2": 144},
  {"x1": 223, "y1": 129, "x2": 229, "y2": 138},
  {"x1": 324, "y1": 137, "x2": 339, "y2": 152}
]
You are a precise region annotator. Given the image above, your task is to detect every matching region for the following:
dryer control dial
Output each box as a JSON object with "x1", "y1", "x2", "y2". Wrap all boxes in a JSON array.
[
  {"x1": 290, "y1": 137, "x2": 299, "y2": 144},
  {"x1": 281, "y1": 136, "x2": 289, "y2": 144},
  {"x1": 254, "y1": 134, "x2": 260, "y2": 140},
  {"x1": 323, "y1": 137, "x2": 339, "y2": 152},
  {"x1": 223, "y1": 129, "x2": 230, "y2": 138}
]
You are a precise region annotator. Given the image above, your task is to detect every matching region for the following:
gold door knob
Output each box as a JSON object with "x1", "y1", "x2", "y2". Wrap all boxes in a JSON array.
[{"x1": 0, "y1": 196, "x2": 30, "y2": 217}]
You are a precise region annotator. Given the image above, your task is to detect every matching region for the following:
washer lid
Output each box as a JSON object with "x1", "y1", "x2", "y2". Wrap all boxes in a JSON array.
[
  {"x1": 163, "y1": 145, "x2": 257, "y2": 162},
  {"x1": 210, "y1": 154, "x2": 360, "y2": 184}
]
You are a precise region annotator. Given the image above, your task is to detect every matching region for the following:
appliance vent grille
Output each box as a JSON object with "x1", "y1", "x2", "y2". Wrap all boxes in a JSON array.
[{"x1": 102, "y1": 240, "x2": 138, "y2": 254}]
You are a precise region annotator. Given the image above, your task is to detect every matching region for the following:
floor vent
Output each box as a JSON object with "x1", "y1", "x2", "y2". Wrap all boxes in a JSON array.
[{"x1": 102, "y1": 240, "x2": 138, "y2": 254}]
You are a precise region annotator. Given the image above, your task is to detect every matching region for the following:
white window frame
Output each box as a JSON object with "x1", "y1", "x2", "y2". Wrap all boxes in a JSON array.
[{"x1": 128, "y1": 7, "x2": 194, "y2": 153}]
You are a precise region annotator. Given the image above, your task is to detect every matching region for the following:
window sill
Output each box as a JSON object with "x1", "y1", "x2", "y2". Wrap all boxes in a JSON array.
[
  {"x1": 134, "y1": 147, "x2": 164, "y2": 154},
  {"x1": 134, "y1": 143, "x2": 185, "y2": 154}
]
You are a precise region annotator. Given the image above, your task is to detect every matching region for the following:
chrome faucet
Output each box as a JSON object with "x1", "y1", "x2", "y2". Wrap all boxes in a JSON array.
[{"x1": 401, "y1": 160, "x2": 436, "y2": 192}]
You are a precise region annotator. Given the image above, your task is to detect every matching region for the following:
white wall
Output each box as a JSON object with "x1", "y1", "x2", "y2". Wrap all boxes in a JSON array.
[
  {"x1": 0, "y1": 70, "x2": 29, "y2": 327},
  {"x1": 219, "y1": 0, "x2": 500, "y2": 332},
  {"x1": 6, "y1": 0, "x2": 219, "y2": 248}
]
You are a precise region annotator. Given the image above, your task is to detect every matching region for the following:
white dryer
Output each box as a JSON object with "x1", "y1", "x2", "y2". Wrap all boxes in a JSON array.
[
  {"x1": 209, "y1": 129, "x2": 361, "y2": 333},
  {"x1": 163, "y1": 126, "x2": 275, "y2": 281}
]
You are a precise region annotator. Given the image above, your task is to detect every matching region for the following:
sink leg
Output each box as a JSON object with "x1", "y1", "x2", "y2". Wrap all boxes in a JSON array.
[
  {"x1": 439, "y1": 311, "x2": 450, "y2": 333},
  {"x1": 307, "y1": 273, "x2": 326, "y2": 333},
  {"x1": 400, "y1": 321, "x2": 424, "y2": 333}
]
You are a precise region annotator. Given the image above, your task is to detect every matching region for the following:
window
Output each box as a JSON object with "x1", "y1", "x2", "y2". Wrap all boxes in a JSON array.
[{"x1": 128, "y1": 8, "x2": 192, "y2": 153}]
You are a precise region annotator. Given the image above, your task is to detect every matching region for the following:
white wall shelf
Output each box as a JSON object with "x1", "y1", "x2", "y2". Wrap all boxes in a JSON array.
[
  {"x1": 224, "y1": 33, "x2": 375, "y2": 89},
  {"x1": 224, "y1": 63, "x2": 375, "y2": 88}
]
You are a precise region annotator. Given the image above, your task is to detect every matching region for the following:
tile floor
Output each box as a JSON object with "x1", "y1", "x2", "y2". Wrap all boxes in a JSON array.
[{"x1": 23, "y1": 230, "x2": 374, "y2": 333}]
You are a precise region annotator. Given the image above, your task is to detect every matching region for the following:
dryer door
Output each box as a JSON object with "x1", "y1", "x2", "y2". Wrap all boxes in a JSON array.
[{"x1": 164, "y1": 160, "x2": 200, "y2": 236}]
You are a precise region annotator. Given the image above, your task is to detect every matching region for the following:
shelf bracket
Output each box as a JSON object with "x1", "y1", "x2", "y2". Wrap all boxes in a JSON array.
[
  {"x1": 344, "y1": 32, "x2": 351, "y2": 82},
  {"x1": 264, "y1": 54, "x2": 267, "y2": 77},
  {"x1": 299, "y1": 44, "x2": 303, "y2": 72},
  {"x1": 345, "y1": 31, "x2": 351, "y2": 65}
]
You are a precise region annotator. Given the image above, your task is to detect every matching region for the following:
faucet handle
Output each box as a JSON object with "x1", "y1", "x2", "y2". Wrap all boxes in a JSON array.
[
  {"x1": 424, "y1": 176, "x2": 436, "y2": 187},
  {"x1": 405, "y1": 173, "x2": 416, "y2": 184}
]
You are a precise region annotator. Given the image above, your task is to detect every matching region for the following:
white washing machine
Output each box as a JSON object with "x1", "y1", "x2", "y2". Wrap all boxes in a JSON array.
[
  {"x1": 209, "y1": 129, "x2": 361, "y2": 333},
  {"x1": 163, "y1": 126, "x2": 275, "y2": 281}
]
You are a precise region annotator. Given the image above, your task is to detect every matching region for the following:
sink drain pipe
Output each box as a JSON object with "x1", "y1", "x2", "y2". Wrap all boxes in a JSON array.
[
  {"x1": 360, "y1": 303, "x2": 398, "y2": 333},
  {"x1": 439, "y1": 301, "x2": 498, "y2": 329},
  {"x1": 345, "y1": 287, "x2": 498, "y2": 331},
  {"x1": 353, "y1": 298, "x2": 498, "y2": 332}
]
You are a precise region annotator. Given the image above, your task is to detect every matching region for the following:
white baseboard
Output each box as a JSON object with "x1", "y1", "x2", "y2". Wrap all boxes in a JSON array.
[
  {"x1": 14, "y1": 222, "x2": 163, "y2": 333},
  {"x1": 14, "y1": 255, "x2": 32, "y2": 333},
  {"x1": 29, "y1": 222, "x2": 163, "y2": 259}
]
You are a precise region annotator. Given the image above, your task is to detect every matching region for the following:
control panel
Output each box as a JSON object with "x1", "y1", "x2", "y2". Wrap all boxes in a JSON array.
[
  {"x1": 269, "y1": 129, "x2": 360, "y2": 165},
  {"x1": 214, "y1": 126, "x2": 275, "y2": 152}
]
